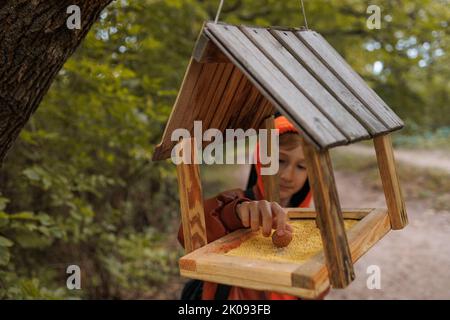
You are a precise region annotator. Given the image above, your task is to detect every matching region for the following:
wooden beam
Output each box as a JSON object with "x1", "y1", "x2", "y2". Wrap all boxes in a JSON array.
[
  {"x1": 260, "y1": 116, "x2": 280, "y2": 203},
  {"x1": 301, "y1": 138, "x2": 355, "y2": 288},
  {"x1": 176, "y1": 138, "x2": 207, "y2": 253},
  {"x1": 193, "y1": 33, "x2": 229, "y2": 63},
  {"x1": 181, "y1": 269, "x2": 327, "y2": 300},
  {"x1": 373, "y1": 134, "x2": 408, "y2": 229}
]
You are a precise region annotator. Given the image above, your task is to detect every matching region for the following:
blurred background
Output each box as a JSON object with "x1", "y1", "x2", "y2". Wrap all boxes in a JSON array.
[{"x1": 0, "y1": 0, "x2": 449, "y2": 299}]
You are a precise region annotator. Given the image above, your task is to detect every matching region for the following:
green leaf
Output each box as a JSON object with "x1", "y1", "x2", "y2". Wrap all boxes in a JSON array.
[
  {"x1": 20, "y1": 279, "x2": 41, "y2": 298},
  {"x1": 23, "y1": 168, "x2": 40, "y2": 181},
  {"x1": 0, "y1": 197, "x2": 9, "y2": 211},
  {"x1": 14, "y1": 231, "x2": 52, "y2": 248},
  {"x1": 9, "y1": 212, "x2": 37, "y2": 220},
  {"x1": 0, "y1": 212, "x2": 9, "y2": 220},
  {"x1": 0, "y1": 247, "x2": 10, "y2": 266},
  {"x1": 0, "y1": 235, "x2": 13, "y2": 247}
]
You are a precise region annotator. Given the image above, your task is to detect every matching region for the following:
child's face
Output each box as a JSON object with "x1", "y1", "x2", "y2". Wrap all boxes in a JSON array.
[{"x1": 278, "y1": 144, "x2": 308, "y2": 202}]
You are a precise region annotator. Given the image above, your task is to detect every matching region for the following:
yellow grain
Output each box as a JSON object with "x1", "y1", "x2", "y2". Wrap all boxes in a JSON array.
[{"x1": 225, "y1": 219, "x2": 358, "y2": 263}]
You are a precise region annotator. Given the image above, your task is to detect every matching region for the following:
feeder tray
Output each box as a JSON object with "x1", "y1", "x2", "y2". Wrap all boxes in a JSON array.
[
  {"x1": 152, "y1": 21, "x2": 408, "y2": 298},
  {"x1": 179, "y1": 208, "x2": 390, "y2": 299}
]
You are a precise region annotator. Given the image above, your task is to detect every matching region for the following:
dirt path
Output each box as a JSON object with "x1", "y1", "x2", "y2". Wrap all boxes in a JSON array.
[
  {"x1": 341, "y1": 144, "x2": 450, "y2": 174},
  {"x1": 326, "y1": 170, "x2": 450, "y2": 299}
]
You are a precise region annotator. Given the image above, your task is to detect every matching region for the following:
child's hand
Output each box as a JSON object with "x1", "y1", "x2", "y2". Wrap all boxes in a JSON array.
[{"x1": 236, "y1": 200, "x2": 293, "y2": 237}]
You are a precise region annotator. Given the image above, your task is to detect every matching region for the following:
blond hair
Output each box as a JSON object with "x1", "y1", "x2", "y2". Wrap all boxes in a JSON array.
[{"x1": 279, "y1": 132, "x2": 302, "y2": 151}]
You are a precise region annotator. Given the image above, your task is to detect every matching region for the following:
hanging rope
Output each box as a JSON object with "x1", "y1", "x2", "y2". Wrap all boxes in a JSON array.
[
  {"x1": 214, "y1": 0, "x2": 225, "y2": 24},
  {"x1": 299, "y1": 0, "x2": 309, "y2": 29},
  {"x1": 214, "y1": 0, "x2": 309, "y2": 28}
]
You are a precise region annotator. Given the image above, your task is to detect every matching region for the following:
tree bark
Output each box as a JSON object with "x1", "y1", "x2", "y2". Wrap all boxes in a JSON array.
[{"x1": 0, "y1": 0, "x2": 112, "y2": 164}]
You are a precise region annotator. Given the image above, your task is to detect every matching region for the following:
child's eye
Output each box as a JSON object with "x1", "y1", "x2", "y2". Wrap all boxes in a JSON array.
[{"x1": 297, "y1": 165, "x2": 305, "y2": 170}]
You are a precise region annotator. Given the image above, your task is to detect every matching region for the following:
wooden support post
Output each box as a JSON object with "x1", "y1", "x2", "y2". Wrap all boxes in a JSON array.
[
  {"x1": 176, "y1": 138, "x2": 207, "y2": 253},
  {"x1": 261, "y1": 116, "x2": 280, "y2": 203},
  {"x1": 301, "y1": 139, "x2": 355, "y2": 288},
  {"x1": 373, "y1": 134, "x2": 408, "y2": 230}
]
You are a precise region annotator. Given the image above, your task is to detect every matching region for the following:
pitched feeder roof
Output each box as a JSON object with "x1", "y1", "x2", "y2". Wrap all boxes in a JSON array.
[{"x1": 152, "y1": 22, "x2": 404, "y2": 161}]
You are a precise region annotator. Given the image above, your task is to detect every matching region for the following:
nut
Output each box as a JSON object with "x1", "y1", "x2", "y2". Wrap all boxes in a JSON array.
[{"x1": 272, "y1": 227, "x2": 293, "y2": 248}]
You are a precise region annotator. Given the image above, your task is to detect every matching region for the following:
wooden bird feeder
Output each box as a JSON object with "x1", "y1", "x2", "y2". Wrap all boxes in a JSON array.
[{"x1": 152, "y1": 21, "x2": 408, "y2": 298}]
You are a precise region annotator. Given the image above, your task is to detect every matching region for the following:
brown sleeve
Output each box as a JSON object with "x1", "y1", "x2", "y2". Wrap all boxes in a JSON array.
[{"x1": 177, "y1": 189, "x2": 251, "y2": 249}]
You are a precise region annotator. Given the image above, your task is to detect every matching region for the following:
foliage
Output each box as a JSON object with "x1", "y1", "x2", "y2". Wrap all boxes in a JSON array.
[
  {"x1": 0, "y1": 0, "x2": 448, "y2": 299},
  {"x1": 0, "y1": 0, "x2": 200, "y2": 298}
]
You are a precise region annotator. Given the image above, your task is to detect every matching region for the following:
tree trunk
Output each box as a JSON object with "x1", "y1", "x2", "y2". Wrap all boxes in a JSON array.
[{"x1": 0, "y1": 0, "x2": 112, "y2": 164}]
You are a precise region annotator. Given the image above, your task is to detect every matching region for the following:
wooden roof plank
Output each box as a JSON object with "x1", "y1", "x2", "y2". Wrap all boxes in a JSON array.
[
  {"x1": 241, "y1": 26, "x2": 370, "y2": 143},
  {"x1": 251, "y1": 98, "x2": 275, "y2": 130},
  {"x1": 152, "y1": 58, "x2": 205, "y2": 161},
  {"x1": 206, "y1": 22, "x2": 347, "y2": 149},
  {"x1": 296, "y1": 30, "x2": 404, "y2": 131},
  {"x1": 203, "y1": 67, "x2": 244, "y2": 134},
  {"x1": 193, "y1": 33, "x2": 229, "y2": 63},
  {"x1": 227, "y1": 79, "x2": 273, "y2": 132},
  {"x1": 216, "y1": 72, "x2": 251, "y2": 131},
  {"x1": 196, "y1": 62, "x2": 229, "y2": 127},
  {"x1": 270, "y1": 29, "x2": 389, "y2": 136},
  {"x1": 190, "y1": 62, "x2": 221, "y2": 124},
  {"x1": 202, "y1": 63, "x2": 236, "y2": 129},
  {"x1": 226, "y1": 77, "x2": 261, "y2": 129}
]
